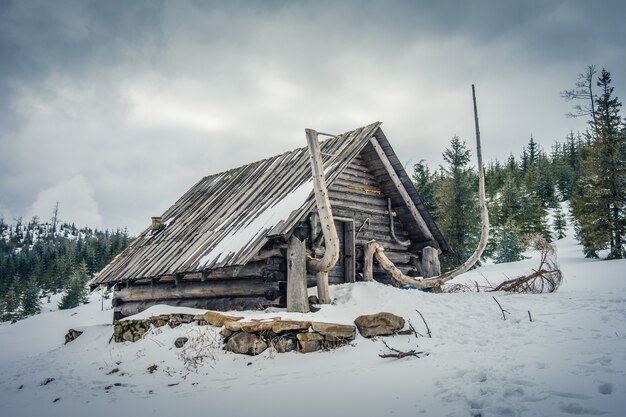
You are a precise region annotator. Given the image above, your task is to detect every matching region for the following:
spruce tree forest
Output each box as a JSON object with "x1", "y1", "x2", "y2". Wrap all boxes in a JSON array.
[
  {"x1": 1, "y1": 66, "x2": 624, "y2": 322},
  {"x1": 0, "y1": 211, "x2": 132, "y2": 322},
  {"x1": 416, "y1": 66, "x2": 625, "y2": 271}
]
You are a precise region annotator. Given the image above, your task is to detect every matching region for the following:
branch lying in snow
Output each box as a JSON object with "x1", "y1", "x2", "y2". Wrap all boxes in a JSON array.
[
  {"x1": 489, "y1": 235, "x2": 563, "y2": 294},
  {"x1": 378, "y1": 340, "x2": 428, "y2": 360},
  {"x1": 444, "y1": 236, "x2": 563, "y2": 294}
]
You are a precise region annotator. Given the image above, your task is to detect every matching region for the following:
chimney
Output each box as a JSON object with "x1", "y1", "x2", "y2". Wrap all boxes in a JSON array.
[{"x1": 151, "y1": 216, "x2": 162, "y2": 233}]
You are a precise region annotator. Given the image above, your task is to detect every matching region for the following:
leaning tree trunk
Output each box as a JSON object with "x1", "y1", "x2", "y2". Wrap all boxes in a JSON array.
[
  {"x1": 367, "y1": 84, "x2": 489, "y2": 290},
  {"x1": 305, "y1": 128, "x2": 340, "y2": 304}
]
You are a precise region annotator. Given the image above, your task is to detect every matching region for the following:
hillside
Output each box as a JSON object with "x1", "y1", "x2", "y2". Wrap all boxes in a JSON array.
[{"x1": 0, "y1": 223, "x2": 624, "y2": 417}]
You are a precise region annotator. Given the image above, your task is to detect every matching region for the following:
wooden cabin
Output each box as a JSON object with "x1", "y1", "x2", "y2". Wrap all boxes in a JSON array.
[{"x1": 89, "y1": 122, "x2": 448, "y2": 320}]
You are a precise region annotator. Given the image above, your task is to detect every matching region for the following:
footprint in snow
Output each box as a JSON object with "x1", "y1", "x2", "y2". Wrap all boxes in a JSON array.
[{"x1": 559, "y1": 403, "x2": 607, "y2": 415}]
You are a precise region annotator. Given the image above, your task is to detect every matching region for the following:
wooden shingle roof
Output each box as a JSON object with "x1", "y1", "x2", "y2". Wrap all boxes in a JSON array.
[{"x1": 91, "y1": 123, "x2": 384, "y2": 285}]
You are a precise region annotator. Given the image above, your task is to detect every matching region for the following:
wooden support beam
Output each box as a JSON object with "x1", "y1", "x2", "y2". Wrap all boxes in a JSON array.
[
  {"x1": 421, "y1": 246, "x2": 441, "y2": 278},
  {"x1": 287, "y1": 235, "x2": 309, "y2": 313},
  {"x1": 363, "y1": 241, "x2": 377, "y2": 282},
  {"x1": 305, "y1": 128, "x2": 340, "y2": 304},
  {"x1": 368, "y1": 138, "x2": 434, "y2": 241},
  {"x1": 344, "y1": 220, "x2": 355, "y2": 283}
]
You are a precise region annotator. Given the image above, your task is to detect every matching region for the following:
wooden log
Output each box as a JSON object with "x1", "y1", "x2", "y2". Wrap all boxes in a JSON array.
[
  {"x1": 421, "y1": 246, "x2": 441, "y2": 278},
  {"x1": 316, "y1": 271, "x2": 331, "y2": 303},
  {"x1": 287, "y1": 236, "x2": 309, "y2": 313},
  {"x1": 305, "y1": 128, "x2": 340, "y2": 304},
  {"x1": 116, "y1": 296, "x2": 276, "y2": 317},
  {"x1": 249, "y1": 248, "x2": 283, "y2": 262},
  {"x1": 114, "y1": 279, "x2": 278, "y2": 302},
  {"x1": 363, "y1": 241, "x2": 377, "y2": 282}
]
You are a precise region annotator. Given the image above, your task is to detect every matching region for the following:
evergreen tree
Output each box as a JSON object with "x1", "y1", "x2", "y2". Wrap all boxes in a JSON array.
[
  {"x1": 58, "y1": 261, "x2": 89, "y2": 310},
  {"x1": 494, "y1": 219, "x2": 525, "y2": 263},
  {"x1": 571, "y1": 68, "x2": 626, "y2": 258},
  {"x1": 2, "y1": 286, "x2": 19, "y2": 322},
  {"x1": 20, "y1": 274, "x2": 41, "y2": 317},
  {"x1": 553, "y1": 203, "x2": 567, "y2": 240},
  {"x1": 434, "y1": 136, "x2": 480, "y2": 271},
  {"x1": 411, "y1": 159, "x2": 437, "y2": 215}
]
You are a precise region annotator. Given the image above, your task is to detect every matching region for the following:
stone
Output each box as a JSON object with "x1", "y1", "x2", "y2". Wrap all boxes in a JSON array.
[
  {"x1": 274, "y1": 336, "x2": 297, "y2": 353},
  {"x1": 220, "y1": 328, "x2": 234, "y2": 339},
  {"x1": 354, "y1": 312, "x2": 405, "y2": 338},
  {"x1": 168, "y1": 314, "x2": 195, "y2": 328},
  {"x1": 64, "y1": 329, "x2": 83, "y2": 344},
  {"x1": 225, "y1": 332, "x2": 268, "y2": 355},
  {"x1": 223, "y1": 320, "x2": 243, "y2": 332},
  {"x1": 174, "y1": 337, "x2": 189, "y2": 348},
  {"x1": 113, "y1": 319, "x2": 151, "y2": 343},
  {"x1": 203, "y1": 311, "x2": 244, "y2": 327},
  {"x1": 238, "y1": 320, "x2": 275, "y2": 333},
  {"x1": 311, "y1": 322, "x2": 356, "y2": 341},
  {"x1": 271, "y1": 320, "x2": 311, "y2": 335},
  {"x1": 308, "y1": 295, "x2": 320, "y2": 304},
  {"x1": 151, "y1": 315, "x2": 170, "y2": 328},
  {"x1": 296, "y1": 332, "x2": 324, "y2": 353}
]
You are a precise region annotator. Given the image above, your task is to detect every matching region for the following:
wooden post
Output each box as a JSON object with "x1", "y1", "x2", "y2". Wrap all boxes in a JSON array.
[
  {"x1": 287, "y1": 235, "x2": 309, "y2": 313},
  {"x1": 421, "y1": 246, "x2": 441, "y2": 278},
  {"x1": 305, "y1": 128, "x2": 340, "y2": 304},
  {"x1": 344, "y1": 220, "x2": 355, "y2": 283},
  {"x1": 363, "y1": 241, "x2": 377, "y2": 282}
]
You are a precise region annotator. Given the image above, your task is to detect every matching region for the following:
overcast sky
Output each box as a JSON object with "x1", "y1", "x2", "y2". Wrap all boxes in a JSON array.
[{"x1": 1, "y1": 0, "x2": 624, "y2": 234}]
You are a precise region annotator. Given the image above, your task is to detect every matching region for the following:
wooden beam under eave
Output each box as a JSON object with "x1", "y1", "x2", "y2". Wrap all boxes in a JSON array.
[{"x1": 368, "y1": 138, "x2": 435, "y2": 242}]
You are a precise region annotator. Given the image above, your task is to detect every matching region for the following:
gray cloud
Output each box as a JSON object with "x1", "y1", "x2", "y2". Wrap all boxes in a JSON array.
[{"x1": 0, "y1": 0, "x2": 624, "y2": 233}]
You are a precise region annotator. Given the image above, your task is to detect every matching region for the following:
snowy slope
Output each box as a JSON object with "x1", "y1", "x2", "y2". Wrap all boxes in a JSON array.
[{"x1": 0, "y1": 228, "x2": 625, "y2": 417}]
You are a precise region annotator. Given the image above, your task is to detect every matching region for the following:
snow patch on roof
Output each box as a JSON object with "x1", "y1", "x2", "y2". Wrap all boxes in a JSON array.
[{"x1": 196, "y1": 179, "x2": 314, "y2": 268}]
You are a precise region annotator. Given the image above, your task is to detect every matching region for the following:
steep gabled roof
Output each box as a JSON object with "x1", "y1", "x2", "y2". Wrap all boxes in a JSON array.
[{"x1": 90, "y1": 122, "x2": 446, "y2": 287}]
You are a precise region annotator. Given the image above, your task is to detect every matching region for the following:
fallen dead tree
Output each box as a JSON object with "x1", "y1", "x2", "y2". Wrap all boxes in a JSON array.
[
  {"x1": 489, "y1": 235, "x2": 563, "y2": 294},
  {"x1": 364, "y1": 84, "x2": 489, "y2": 291}
]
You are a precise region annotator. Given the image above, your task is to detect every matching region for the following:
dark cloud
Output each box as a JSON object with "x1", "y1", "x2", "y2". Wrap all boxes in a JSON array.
[{"x1": 0, "y1": 0, "x2": 624, "y2": 233}]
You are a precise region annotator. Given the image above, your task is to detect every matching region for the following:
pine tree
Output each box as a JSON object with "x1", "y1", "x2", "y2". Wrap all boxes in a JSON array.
[
  {"x1": 20, "y1": 274, "x2": 41, "y2": 317},
  {"x1": 552, "y1": 203, "x2": 567, "y2": 240},
  {"x1": 58, "y1": 261, "x2": 89, "y2": 310},
  {"x1": 411, "y1": 159, "x2": 437, "y2": 215},
  {"x1": 3, "y1": 286, "x2": 20, "y2": 322},
  {"x1": 434, "y1": 136, "x2": 480, "y2": 270},
  {"x1": 571, "y1": 68, "x2": 626, "y2": 258},
  {"x1": 494, "y1": 219, "x2": 525, "y2": 263}
]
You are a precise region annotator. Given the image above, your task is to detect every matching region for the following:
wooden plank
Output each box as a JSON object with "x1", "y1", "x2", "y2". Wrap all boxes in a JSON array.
[
  {"x1": 421, "y1": 246, "x2": 441, "y2": 278},
  {"x1": 287, "y1": 235, "x2": 309, "y2": 313},
  {"x1": 344, "y1": 220, "x2": 355, "y2": 283}
]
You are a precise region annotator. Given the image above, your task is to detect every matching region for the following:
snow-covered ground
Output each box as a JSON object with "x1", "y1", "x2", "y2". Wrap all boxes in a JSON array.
[{"x1": 1, "y1": 228, "x2": 625, "y2": 417}]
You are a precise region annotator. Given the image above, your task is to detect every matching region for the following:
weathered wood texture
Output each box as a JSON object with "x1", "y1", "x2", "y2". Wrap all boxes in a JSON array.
[
  {"x1": 115, "y1": 296, "x2": 275, "y2": 318},
  {"x1": 287, "y1": 236, "x2": 309, "y2": 313},
  {"x1": 114, "y1": 279, "x2": 279, "y2": 303},
  {"x1": 90, "y1": 122, "x2": 382, "y2": 287},
  {"x1": 305, "y1": 129, "x2": 340, "y2": 304},
  {"x1": 421, "y1": 246, "x2": 441, "y2": 278}
]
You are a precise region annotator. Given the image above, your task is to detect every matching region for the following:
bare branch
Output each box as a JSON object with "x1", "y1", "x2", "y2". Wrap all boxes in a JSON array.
[
  {"x1": 415, "y1": 310, "x2": 432, "y2": 338},
  {"x1": 492, "y1": 296, "x2": 509, "y2": 321}
]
